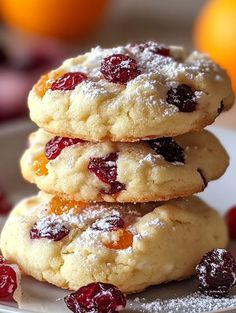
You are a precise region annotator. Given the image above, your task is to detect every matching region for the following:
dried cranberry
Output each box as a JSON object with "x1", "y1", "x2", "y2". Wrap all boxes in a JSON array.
[
  {"x1": 0, "y1": 189, "x2": 12, "y2": 215},
  {"x1": 88, "y1": 153, "x2": 126, "y2": 195},
  {"x1": 147, "y1": 137, "x2": 185, "y2": 163},
  {"x1": 45, "y1": 136, "x2": 86, "y2": 160},
  {"x1": 0, "y1": 264, "x2": 17, "y2": 298},
  {"x1": 196, "y1": 249, "x2": 236, "y2": 297},
  {"x1": 30, "y1": 219, "x2": 70, "y2": 241},
  {"x1": 197, "y1": 168, "x2": 208, "y2": 188},
  {"x1": 225, "y1": 206, "x2": 236, "y2": 240},
  {"x1": 101, "y1": 54, "x2": 141, "y2": 85},
  {"x1": 64, "y1": 282, "x2": 126, "y2": 313},
  {"x1": 91, "y1": 215, "x2": 125, "y2": 231},
  {"x1": 135, "y1": 41, "x2": 170, "y2": 57},
  {"x1": 218, "y1": 101, "x2": 225, "y2": 115},
  {"x1": 51, "y1": 72, "x2": 87, "y2": 91},
  {"x1": 167, "y1": 84, "x2": 198, "y2": 112}
]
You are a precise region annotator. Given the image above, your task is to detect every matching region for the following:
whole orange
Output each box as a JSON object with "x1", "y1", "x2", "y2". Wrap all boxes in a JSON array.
[
  {"x1": 0, "y1": 0, "x2": 108, "y2": 40},
  {"x1": 194, "y1": 0, "x2": 236, "y2": 92}
]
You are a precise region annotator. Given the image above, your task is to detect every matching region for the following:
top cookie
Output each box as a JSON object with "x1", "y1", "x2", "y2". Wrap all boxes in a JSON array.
[{"x1": 28, "y1": 42, "x2": 234, "y2": 142}]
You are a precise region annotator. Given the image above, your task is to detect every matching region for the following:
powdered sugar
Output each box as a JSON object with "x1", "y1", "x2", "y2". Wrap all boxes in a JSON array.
[{"x1": 129, "y1": 292, "x2": 236, "y2": 313}]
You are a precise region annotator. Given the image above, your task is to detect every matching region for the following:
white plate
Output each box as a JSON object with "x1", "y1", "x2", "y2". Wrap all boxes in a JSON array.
[{"x1": 0, "y1": 119, "x2": 235, "y2": 313}]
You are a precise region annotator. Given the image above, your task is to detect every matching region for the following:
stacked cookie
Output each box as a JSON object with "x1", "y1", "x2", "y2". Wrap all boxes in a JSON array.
[{"x1": 1, "y1": 42, "x2": 234, "y2": 293}]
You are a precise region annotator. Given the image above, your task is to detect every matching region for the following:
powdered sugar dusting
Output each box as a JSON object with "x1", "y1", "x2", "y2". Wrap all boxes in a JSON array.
[{"x1": 129, "y1": 292, "x2": 236, "y2": 312}]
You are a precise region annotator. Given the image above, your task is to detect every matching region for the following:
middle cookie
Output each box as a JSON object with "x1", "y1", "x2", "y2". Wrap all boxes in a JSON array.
[{"x1": 21, "y1": 129, "x2": 228, "y2": 202}]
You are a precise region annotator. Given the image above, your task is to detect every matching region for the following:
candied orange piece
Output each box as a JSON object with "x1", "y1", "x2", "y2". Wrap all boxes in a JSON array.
[
  {"x1": 32, "y1": 152, "x2": 48, "y2": 176},
  {"x1": 34, "y1": 71, "x2": 64, "y2": 97},
  {"x1": 105, "y1": 229, "x2": 133, "y2": 250},
  {"x1": 49, "y1": 196, "x2": 87, "y2": 215}
]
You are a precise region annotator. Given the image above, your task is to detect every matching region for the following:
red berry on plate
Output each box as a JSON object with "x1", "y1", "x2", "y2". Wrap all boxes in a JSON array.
[
  {"x1": 30, "y1": 219, "x2": 70, "y2": 241},
  {"x1": 45, "y1": 136, "x2": 86, "y2": 160},
  {"x1": 51, "y1": 72, "x2": 87, "y2": 91},
  {"x1": 225, "y1": 206, "x2": 236, "y2": 240},
  {"x1": 0, "y1": 264, "x2": 17, "y2": 298},
  {"x1": 0, "y1": 188, "x2": 12, "y2": 215},
  {"x1": 88, "y1": 152, "x2": 125, "y2": 195},
  {"x1": 167, "y1": 84, "x2": 198, "y2": 112},
  {"x1": 196, "y1": 248, "x2": 236, "y2": 297},
  {"x1": 101, "y1": 54, "x2": 141, "y2": 84},
  {"x1": 64, "y1": 282, "x2": 126, "y2": 313}
]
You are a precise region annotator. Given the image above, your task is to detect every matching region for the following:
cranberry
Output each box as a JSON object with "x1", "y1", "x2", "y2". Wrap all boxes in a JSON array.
[
  {"x1": 0, "y1": 264, "x2": 17, "y2": 298},
  {"x1": 51, "y1": 72, "x2": 87, "y2": 91},
  {"x1": 88, "y1": 153, "x2": 126, "y2": 195},
  {"x1": 167, "y1": 84, "x2": 198, "y2": 112},
  {"x1": 197, "y1": 168, "x2": 208, "y2": 188},
  {"x1": 135, "y1": 41, "x2": 170, "y2": 57},
  {"x1": 30, "y1": 219, "x2": 70, "y2": 241},
  {"x1": 196, "y1": 249, "x2": 236, "y2": 297},
  {"x1": 218, "y1": 100, "x2": 224, "y2": 115},
  {"x1": 64, "y1": 282, "x2": 126, "y2": 313},
  {"x1": 147, "y1": 137, "x2": 185, "y2": 163},
  {"x1": 226, "y1": 206, "x2": 236, "y2": 240},
  {"x1": 0, "y1": 189, "x2": 12, "y2": 215},
  {"x1": 101, "y1": 54, "x2": 141, "y2": 85},
  {"x1": 91, "y1": 215, "x2": 125, "y2": 231},
  {"x1": 45, "y1": 136, "x2": 86, "y2": 160}
]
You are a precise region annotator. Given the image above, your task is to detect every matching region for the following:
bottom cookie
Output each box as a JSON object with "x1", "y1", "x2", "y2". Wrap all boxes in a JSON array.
[{"x1": 0, "y1": 192, "x2": 228, "y2": 293}]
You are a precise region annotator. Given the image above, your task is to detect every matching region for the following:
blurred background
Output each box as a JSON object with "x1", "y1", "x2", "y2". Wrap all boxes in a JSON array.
[{"x1": 0, "y1": 0, "x2": 235, "y2": 124}]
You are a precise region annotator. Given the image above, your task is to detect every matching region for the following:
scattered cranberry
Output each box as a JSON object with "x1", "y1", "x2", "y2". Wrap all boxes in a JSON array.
[
  {"x1": 64, "y1": 282, "x2": 126, "y2": 313},
  {"x1": 101, "y1": 54, "x2": 141, "y2": 85},
  {"x1": 226, "y1": 206, "x2": 236, "y2": 240},
  {"x1": 197, "y1": 168, "x2": 208, "y2": 188},
  {"x1": 0, "y1": 189, "x2": 12, "y2": 215},
  {"x1": 91, "y1": 215, "x2": 125, "y2": 231},
  {"x1": 30, "y1": 219, "x2": 70, "y2": 241},
  {"x1": 134, "y1": 41, "x2": 170, "y2": 57},
  {"x1": 51, "y1": 72, "x2": 87, "y2": 91},
  {"x1": 167, "y1": 84, "x2": 198, "y2": 112},
  {"x1": 196, "y1": 248, "x2": 236, "y2": 297},
  {"x1": 218, "y1": 100, "x2": 225, "y2": 115},
  {"x1": 147, "y1": 137, "x2": 185, "y2": 163},
  {"x1": 45, "y1": 136, "x2": 86, "y2": 160},
  {"x1": 0, "y1": 264, "x2": 17, "y2": 298},
  {"x1": 88, "y1": 153, "x2": 125, "y2": 195}
]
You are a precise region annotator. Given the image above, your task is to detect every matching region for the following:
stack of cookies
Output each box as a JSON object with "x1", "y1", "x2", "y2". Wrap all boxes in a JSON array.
[{"x1": 1, "y1": 42, "x2": 234, "y2": 293}]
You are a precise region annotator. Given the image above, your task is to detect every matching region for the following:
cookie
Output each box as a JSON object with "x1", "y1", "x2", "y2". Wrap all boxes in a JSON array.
[
  {"x1": 28, "y1": 42, "x2": 234, "y2": 142},
  {"x1": 20, "y1": 128, "x2": 229, "y2": 202},
  {"x1": 0, "y1": 192, "x2": 228, "y2": 293}
]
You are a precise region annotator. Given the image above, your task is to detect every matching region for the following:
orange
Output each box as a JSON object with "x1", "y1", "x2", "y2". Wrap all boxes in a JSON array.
[
  {"x1": 49, "y1": 196, "x2": 87, "y2": 215},
  {"x1": 194, "y1": 0, "x2": 236, "y2": 92},
  {"x1": 1, "y1": 0, "x2": 108, "y2": 40}
]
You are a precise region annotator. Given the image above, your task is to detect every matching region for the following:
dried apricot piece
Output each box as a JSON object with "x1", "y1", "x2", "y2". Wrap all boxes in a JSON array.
[
  {"x1": 49, "y1": 196, "x2": 87, "y2": 215},
  {"x1": 32, "y1": 152, "x2": 48, "y2": 176},
  {"x1": 105, "y1": 229, "x2": 133, "y2": 250}
]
